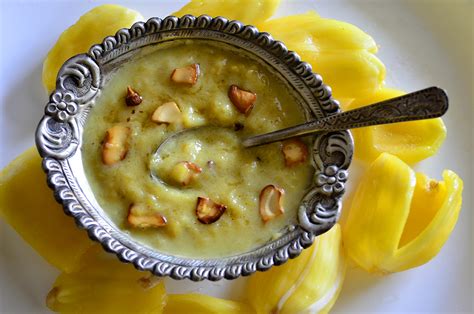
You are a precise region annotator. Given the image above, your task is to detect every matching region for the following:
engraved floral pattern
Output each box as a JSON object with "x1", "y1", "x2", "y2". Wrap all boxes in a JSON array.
[
  {"x1": 316, "y1": 165, "x2": 348, "y2": 195},
  {"x1": 45, "y1": 91, "x2": 78, "y2": 122}
]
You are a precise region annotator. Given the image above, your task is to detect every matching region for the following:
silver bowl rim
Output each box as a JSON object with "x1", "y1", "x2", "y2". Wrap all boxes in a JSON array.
[{"x1": 35, "y1": 14, "x2": 353, "y2": 281}]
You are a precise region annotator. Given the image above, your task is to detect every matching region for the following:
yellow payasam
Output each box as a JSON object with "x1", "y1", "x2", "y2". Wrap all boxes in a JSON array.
[
  {"x1": 343, "y1": 153, "x2": 463, "y2": 273},
  {"x1": 82, "y1": 40, "x2": 312, "y2": 258}
]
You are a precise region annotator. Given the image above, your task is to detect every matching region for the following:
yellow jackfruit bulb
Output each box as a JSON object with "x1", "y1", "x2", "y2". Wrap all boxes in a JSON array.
[
  {"x1": 173, "y1": 0, "x2": 281, "y2": 26},
  {"x1": 164, "y1": 294, "x2": 254, "y2": 314},
  {"x1": 247, "y1": 224, "x2": 346, "y2": 314},
  {"x1": 42, "y1": 4, "x2": 143, "y2": 93},
  {"x1": 260, "y1": 11, "x2": 377, "y2": 53},
  {"x1": 258, "y1": 11, "x2": 385, "y2": 99},
  {"x1": 348, "y1": 88, "x2": 447, "y2": 164},
  {"x1": 47, "y1": 246, "x2": 167, "y2": 314},
  {"x1": 0, "y1": 147, "x2": 94, "y2": 273},
  {"x1": 303, "y1": 50, "x2": 385, "y2": 100},
  {"x1": 343, "y1": 153, "x2": 463, "y2": 273}
]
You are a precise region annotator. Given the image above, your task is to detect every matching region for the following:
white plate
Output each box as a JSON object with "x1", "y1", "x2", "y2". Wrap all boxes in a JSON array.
[{"x1": 0, "y1": 0, "x2": 472, "y2": 313}]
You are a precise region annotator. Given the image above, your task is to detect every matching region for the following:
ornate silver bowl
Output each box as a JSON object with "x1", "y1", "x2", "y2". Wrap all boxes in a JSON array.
[{"x1": 35, "y1": 15, "x2": 353, "y2": 281}]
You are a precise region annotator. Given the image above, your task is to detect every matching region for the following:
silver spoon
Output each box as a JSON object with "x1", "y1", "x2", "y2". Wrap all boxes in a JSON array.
[{"x1": 242, "y1": 86, "x2": 448, "y2": 148}]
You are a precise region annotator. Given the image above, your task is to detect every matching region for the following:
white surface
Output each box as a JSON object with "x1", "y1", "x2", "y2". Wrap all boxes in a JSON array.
[{"x1": 0, "y1": 0, "x2": 472, "y2": 313}]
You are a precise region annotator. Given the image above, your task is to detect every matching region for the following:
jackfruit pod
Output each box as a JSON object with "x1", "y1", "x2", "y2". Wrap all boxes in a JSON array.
[
  {"x1": 303, "y1": 51, "x2": 385, "y2": 100},
  {"x1": 259, "y1": 11, "x2": 377, "y2": 53},
  {"x1": 348, "y1": 88, "x2": 447, "y2": 164},
  {"x1": 164, "y1": 293, "x2": 254, "y2": 314},
  {"x1": 173, "y1": 0, "x2": 281, "y2": 25},
  {"x1": 247, "y1": 224, "x2": 345, "y2": 314},
  {"x1": 42, "y1": 4, "x2": 143, "y2": 92},
  {"x1": 343, "y1": 153, "x2": 463, "y2": 273},
  {"x1": 0, "y1": 147, "x2": 94, "y2": 273},
  {"x1": 258, "y1": 11, "x2": 385, "y2": 99},
  {"x1": 46, "y1": 246, "x2": 167, "y2": 314}
]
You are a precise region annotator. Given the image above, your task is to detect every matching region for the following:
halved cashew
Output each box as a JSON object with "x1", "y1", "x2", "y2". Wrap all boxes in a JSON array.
[
  {"x1": 259, "y1": 185, "x2": 285, "y2": 223},
  {"x1": 196, "y1": 197, "x2": 227, "y2": 224},
  {"x1": 282, "y1": 139, "x2": 308, "y2": 167},
  {"x1": 102, "y1": 125, "x2": 130, "y2": 165},
  {"x1": 151, "y1": 102, "x2": 182, "y2": 124},
  {"x1": 127, "y1": 203, "x2": 167, "y2": 228},
  {"x1": 170, "y1": 64, "x2": 200, "y2": 85},
  {"x1": 228, "y1": 85, "x2": 256, "y2": 115}
]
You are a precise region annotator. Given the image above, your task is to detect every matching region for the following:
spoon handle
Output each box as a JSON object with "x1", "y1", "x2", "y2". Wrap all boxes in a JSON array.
[{"x1": 243, "y1": 86, "x2": 448, "y2": 147}]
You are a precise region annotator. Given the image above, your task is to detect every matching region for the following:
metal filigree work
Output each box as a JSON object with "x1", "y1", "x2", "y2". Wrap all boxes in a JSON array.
[
  {"x1": 316, "y1": 166, "x2": 348, "y2": 196},
  {"x1": 45, "y1": 91, "x2": 78, "y2": 122},
  {"x1": 56, "y1": 55, "x2": 100, "y2": 104},
  {"x1": 36, "y1": 54, "x2": 100, "y2": 159},
  {"x1": 307, "y1": 87, "x2": 448, "y2": 131},
  {"x1": 36, "y1": 15, "x2": 353, "y2": 281}
]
